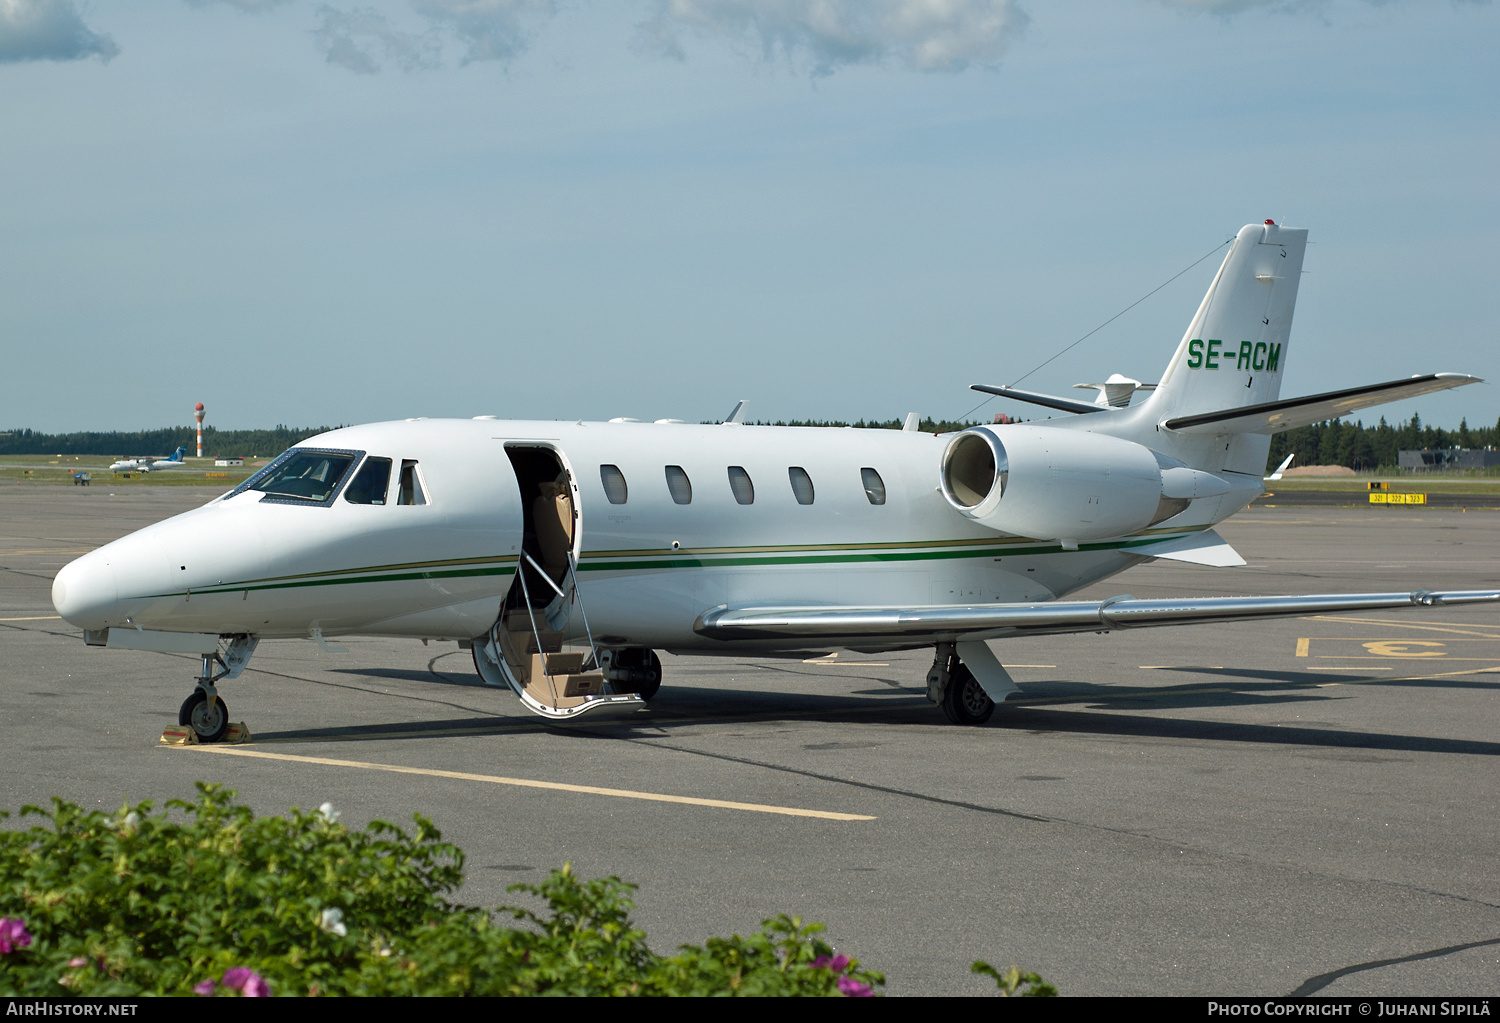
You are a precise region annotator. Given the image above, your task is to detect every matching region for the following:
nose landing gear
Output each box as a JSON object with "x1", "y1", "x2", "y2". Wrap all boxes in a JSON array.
[
  {"x1": 180, "y1": 685, "x2": 230, "y2": 743},
  {"x1": 172, "y1": 636, "x2": 258, "y2": 743}
]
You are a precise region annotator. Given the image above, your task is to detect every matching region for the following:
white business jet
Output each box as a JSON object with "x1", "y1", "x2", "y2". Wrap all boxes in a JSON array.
[{"x1": 53, "y1": 221, "x2": 1494, "y2": 740}]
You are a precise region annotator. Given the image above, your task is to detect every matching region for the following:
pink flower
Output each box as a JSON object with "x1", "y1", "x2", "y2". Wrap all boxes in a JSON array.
[
  {"x1": 0, "y1": 918, "x2": 32, "y2": 955},
  {"x1": 221, "y1": 968, "x2": 270, "y2": 997},
  {"x1": 812, "y1": 954, "x2": 851, "y2": 972},
  {"x1": 838, "y1": 976, "x2": 874, "y2": 997},
  {"x1": 193, "y1": 979, "x2": 216, "y2": 996}
]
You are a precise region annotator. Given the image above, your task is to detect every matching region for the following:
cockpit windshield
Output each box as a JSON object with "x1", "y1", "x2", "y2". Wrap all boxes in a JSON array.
[{"x1": 245, "y1": 449, "x2": 358, "y2": 503}]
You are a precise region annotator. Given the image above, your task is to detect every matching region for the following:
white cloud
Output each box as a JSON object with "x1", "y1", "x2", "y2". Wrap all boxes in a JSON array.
[
  {"x1": 0, "y1": 0, "x2": 119, "y2": 63},
  {"x1": 412, "y1": 0, "x2": 557, "y2": 64},
  {"x1": 313, "y1": 0, "x2": 555, "y2": 72},
  {"x1": 637, "y1": 0, "x2": 1029, "y2": 74},
  {"x1": 312, "y1": 5, "x2": 441, "y2": 73},
  {"x1": 183, "y1": 0, "x2": 293, "y2": 10}
]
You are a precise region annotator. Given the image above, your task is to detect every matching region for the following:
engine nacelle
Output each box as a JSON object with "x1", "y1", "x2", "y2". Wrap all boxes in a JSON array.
[{"x1": 939, "y1": 425, "x2": 1172, "y2": 544}]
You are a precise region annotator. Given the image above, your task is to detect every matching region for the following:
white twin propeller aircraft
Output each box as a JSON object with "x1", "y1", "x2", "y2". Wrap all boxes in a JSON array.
[
  {"x1": 109, "y1": 447, "x2": 189, "y2": 474},
  {"x1": 53, "y1": 222, "x2": 1495, "y2": 739}
]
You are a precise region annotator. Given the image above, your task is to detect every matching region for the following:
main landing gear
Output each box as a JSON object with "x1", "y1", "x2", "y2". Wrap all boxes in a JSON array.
[
  {"x1": 177, "y1": 636, "x2": 258, "y2": 742},
  {"x1": 926, "y1": 643, "x2": 995, "y2": 725},
  {"x1": 601, "y1": 648, "x2": 662, "y2": 701}
]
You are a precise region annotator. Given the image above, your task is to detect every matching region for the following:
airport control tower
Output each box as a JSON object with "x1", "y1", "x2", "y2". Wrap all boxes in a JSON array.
[{"x1": 194, "y1": 403, "x2": 205, "y2": 458}]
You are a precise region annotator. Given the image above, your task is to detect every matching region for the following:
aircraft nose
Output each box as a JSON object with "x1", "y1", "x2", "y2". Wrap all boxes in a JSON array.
[{"x1": 52, "y1": 552, "x2": 118, "y2": 631}]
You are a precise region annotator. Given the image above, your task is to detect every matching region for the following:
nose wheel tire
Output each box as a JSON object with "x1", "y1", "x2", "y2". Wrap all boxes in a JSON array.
[
  {"x1": 179, "y1": 690, "x2": 230, "y2": 742},
  {"x1": 941, "y1": 665, "x2": 994, "y2": 725}
]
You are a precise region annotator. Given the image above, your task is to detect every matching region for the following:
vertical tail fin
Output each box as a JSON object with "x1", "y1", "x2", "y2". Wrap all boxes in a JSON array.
[
  {"x1": 1141, "y1": 221, "x2": 1307, "y2": 473},
  {"x1": 1147, "y1": 221, "x2": 1307, "y2": 418}
]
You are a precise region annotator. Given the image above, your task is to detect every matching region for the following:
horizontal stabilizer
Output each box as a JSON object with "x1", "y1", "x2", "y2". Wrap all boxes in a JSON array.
[
  {"x1": 695, "y1": 590, "x2": 1498, "y2": 644},
  {"x1": 1130, "y1": 529, "x2": 1245, "y2": 567},
  {"x1": 1163, "y1": 373, "x2": 1481, "y2": 435},
  {"x1": 969, "y1": 383, "x2": 1104, "y2": 416}
]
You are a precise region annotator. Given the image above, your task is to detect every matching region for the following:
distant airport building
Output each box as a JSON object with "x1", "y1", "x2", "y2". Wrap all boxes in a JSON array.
[
  {"x1": 1398, "y1": 448, "x2": 1500, "y2": 472},
  {"x1": 215, "y1": 456, "x2": 245, "y2": 467}
]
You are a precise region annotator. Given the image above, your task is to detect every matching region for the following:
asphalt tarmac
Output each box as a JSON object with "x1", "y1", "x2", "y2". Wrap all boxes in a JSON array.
[{"x1": 3, "y1": 485, "x2": 1498, "y2": 997}]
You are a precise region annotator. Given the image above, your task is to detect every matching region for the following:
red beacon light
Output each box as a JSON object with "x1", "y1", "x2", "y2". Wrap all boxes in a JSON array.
[{"x1": 1265, "y1": 219, "x2": 1275, "y2": 225}]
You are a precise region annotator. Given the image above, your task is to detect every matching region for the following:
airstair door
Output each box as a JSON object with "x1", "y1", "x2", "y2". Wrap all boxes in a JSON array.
[{"x1": 471, "y1": 444, "x2": 642, "y2": 720}]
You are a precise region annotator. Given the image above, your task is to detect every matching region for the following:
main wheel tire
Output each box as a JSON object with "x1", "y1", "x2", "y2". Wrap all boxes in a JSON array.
[
  {"x1": 472, "y1": 639, "x2": 509, "y2": 688},
  {"x1": 940, "y1": 665, "x2": 994, "y2": 725},
  {"x1": 633, "y1": 651, "x2": 662, "y2": 701},
  {"x1": 179, "y1": 690, "x2": 230, "y2": 742},
  {"x1": 611, "y1": 649, "x2": 662, "y2": 700}
]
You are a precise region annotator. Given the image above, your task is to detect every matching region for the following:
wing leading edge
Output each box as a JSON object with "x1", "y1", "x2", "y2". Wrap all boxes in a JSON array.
[{"x1": 694, "y1": 590, "x2": 1499, "y2": 644}]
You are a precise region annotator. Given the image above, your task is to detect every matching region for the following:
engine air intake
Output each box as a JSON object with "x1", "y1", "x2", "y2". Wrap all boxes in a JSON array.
[{"x1": 942, "y1": 430, "x2": 1006, "y2": 509}]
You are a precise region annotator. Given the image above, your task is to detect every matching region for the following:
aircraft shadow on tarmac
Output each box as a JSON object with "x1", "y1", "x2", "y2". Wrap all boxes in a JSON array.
[{"x1": 250, "y1": 667, "x2": 1500, "y2": 758}]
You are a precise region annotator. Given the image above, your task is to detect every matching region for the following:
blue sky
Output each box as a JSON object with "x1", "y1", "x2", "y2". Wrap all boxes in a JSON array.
[{"x1": 2, "y1": 0, "x2": 1495, "y2": 434}]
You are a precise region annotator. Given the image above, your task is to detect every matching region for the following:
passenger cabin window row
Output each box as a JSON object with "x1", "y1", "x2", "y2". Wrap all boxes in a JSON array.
[{"x1": 598, "y1": 464, "x2": 885, "y2": 507}]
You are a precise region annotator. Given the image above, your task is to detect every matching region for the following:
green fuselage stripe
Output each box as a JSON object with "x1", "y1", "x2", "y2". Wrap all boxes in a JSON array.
[
  {"x1": 148, "y1": 564, "x2": 517, "y2": 599},
  {"x1": 140, "y1": 528, "x2": 1203, "y2": 599},
  {"x1": 576, "y1": 532, "x2": 1189, "y2": 572}
]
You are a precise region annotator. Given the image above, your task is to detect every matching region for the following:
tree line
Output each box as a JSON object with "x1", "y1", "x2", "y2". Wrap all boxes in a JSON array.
[
  {"x1": 1265, "y1": 414, "x2": 1500, "y2": 472},
  {"x1": 0, "y1": 426, "x2": 335, "y2": 458},
  {"x1": 766, "y1": 413, "x2": 1500, "y2": 472},
  {"x1": 4, "y1": 413, "x2": 1494, "y2": 471}
]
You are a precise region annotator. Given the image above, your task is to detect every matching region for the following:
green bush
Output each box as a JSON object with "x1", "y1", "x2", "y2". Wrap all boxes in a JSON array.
[{"x1": 0, "y1": 784, "x2": 887, "y2": 997}]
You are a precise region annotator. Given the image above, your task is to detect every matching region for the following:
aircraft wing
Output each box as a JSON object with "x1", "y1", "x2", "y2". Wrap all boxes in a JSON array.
[
  {"x1": 694, "y1": 590, "x2": 1499, "y2": 644},
  {"x1": 1163, "y1": 373, "x2": 1481, "y2": 435}
]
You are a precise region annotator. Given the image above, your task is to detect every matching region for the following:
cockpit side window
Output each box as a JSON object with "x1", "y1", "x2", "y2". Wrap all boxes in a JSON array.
[
  {"x1": 397, "y1": 460, "x2": 428, "y2": 506},
  {"x1": 244, "y1": 449, "x2": 361, "y2": 505},
  {"x1": 344, "y1": 457, "x2": 393, "y2": 505}
]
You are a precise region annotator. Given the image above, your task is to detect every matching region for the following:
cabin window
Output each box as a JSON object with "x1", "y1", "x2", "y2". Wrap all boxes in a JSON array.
[
  {"x1": 861, "y1": 467, "x2": 886, "y2": 505},
  {"x1": 600, "y1": 464, "x2": 628, "y2": 505},
  {"x1": 788, "y1": 466, "x2": 815, "y2": 505},
  {"x1": 247, "y1": 449, "x2": 358, "y2": 504},
  {"x1": 665, "y1": 465, "x2": 692, "y2": 505},
  {"x1": 397, "y1": 460, "x2": 428, "y2": 506},
  {"x1": 344, "y1": 457, "x2": 392, "y2": 505},
  {"x1": 727, "y1": 466, "x2": 755, "y2": 505}
]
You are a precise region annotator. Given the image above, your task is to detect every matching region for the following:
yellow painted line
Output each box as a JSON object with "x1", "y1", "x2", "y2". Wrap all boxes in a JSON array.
[
  {"x1": 1295, "y1": 637, "x2": 1310, "y2": 657},
  {"x1": 0, "y1": 616, "x2": 62, "y2": 621},
  {"x1": 1005, "y1": 664, "x2": 1056, "y2": 669},
  {"x1": 1004, "y1": 664, "x2": 1500, "y2": 709},
  {"x1": 1305, "y1": 616, "x2": 1500, "y2": 638},
  {"x1": 1319, "y1": 656, "x2": 1499, "y2": 661},
  {"x1": 1310, "y1": 637, "x2": 1499, "y2": 642},
  {"x1": 183, "y1": 746, "x2": 876, "y2": 821},
  {"x1": 1139, "y1": 665, "x2": 1224, "y2": 670},
  {"x1": 1308, "y1": 666, "x2": 1392, "y2": 671}
]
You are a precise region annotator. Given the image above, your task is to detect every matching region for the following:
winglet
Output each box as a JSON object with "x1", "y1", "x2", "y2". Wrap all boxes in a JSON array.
[
  {"x1": 903, "y1": 412, "x2": 920, "y2": 432},
  {"x1": 1265, "y1": 453, "x2": 1295, "y2": 480},
  {"x1": 725, "y1": 400, "x2": 749, "y2": 424}
]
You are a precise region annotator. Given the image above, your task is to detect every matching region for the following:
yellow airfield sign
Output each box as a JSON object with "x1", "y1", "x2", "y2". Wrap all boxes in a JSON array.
[{"x1": 1370, "y1": 492, "x2": 1427, "y2": 505}]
